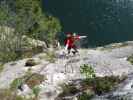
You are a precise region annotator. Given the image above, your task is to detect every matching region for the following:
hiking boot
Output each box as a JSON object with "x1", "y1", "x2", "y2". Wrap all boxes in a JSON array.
[{"x1": 72, "y1": 51, "x2": 78, "y2": 55}]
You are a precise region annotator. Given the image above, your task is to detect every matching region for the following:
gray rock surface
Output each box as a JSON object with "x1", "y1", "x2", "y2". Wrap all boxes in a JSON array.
[{"x1": 0, "y1": 41, "x2": 133, "y2": 100}]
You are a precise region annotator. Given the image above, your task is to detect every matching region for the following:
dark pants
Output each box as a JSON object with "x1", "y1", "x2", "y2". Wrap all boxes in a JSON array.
[{"x1": 68, "y1": 45, "x2": 78, "y2": 55}]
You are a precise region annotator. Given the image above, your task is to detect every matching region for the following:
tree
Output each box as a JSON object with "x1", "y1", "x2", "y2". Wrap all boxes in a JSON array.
[
  {"x1": 0, "y1": 0, "x2": 61, "y2": 62},
  {"x1": 14, "y1": 0, "x2": 61, "y2": 45},
  {"x1": 1, "y1": 0, "x2": 61, "y2": 45}
]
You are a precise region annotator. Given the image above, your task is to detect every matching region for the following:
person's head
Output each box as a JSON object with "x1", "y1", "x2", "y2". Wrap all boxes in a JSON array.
[
  {"x1": 73, "y1": 33, "x2": 76, "y2": 37},
  {"x1": 66, "y1": 32, "x2": 73, "y2": 37}
]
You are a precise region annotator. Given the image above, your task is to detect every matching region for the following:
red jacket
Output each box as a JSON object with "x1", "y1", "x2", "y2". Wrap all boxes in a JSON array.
[{"x1": 65, "y1": 35, "x2": 80, "y2": 48}]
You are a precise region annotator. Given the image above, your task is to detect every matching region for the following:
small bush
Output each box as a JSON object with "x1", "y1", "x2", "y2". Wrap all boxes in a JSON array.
[
  {"x1": 93, "y1": 76, "x2": 117, "y2": 95},
  {"x1": 0, "y1": 89, "x2": 31, "y2": 100},
  {"x1": 57, "y1": 82, "x2": 94, "y2": 100},
  {"x1": 10, "y1": 72, "x2": 46, "y2": 90},
  {"x1": 10, "y1": 72, "x2": 46, "y2": 100},
  {"x1": 80, "y1": 64, "x2": 126, "y2": 96},
  {"x1": 80, "y1": 64, "x2": 95, "y2": 79},
  {"x1": 78, "y1": 92, "x2": 94, "y2": 100},
  {"x1": 59, "y1": 83, "x2": 79, "y2": 97},
  {"x1": 81, "y1": 76, "x2": 126, "y2": 96},
  {"x1": 56, "y1": 75, "x2": 125, "y2": 99},
  {"x1": 127, "y1": 55, "x2": 133, "y2": 65},
  {"x1": 32, "y1": 86, "x2": 41, "y2": 98},
  {"x1": 0, "y1": 52, "x2": 18, "y2": 63},
  {"x1": 10, "y1": 78, "x2": 23, "y2": 90},
  {"x1": 95, "y1": 76, "x2": 126, "y2": 95}
]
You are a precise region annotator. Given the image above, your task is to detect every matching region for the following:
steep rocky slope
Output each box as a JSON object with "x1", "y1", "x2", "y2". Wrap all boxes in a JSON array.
[{"x1": 0, "y1": 41, "x2": 133, "y2": 100}]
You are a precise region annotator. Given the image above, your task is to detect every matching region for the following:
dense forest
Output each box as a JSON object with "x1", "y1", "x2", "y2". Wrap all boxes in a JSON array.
[{"x1": 0, "y1": 0, "x2": 61, "y2": 62}]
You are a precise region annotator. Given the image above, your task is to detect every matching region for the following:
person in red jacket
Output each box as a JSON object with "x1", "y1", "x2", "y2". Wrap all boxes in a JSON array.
[{"x1": 64, "y1": 32, "x2": 87, "y2": 55}]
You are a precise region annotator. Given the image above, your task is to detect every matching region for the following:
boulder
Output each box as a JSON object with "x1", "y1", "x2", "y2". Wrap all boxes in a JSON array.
[{"x1": 25, "y1": 59, "x2": 37, "y2": 67}]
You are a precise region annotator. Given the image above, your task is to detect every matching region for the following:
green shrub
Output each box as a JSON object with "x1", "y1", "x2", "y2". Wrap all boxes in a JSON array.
[
  {"x1": 0, "y1": 89, "x2": 32, "y2": 100},
  {"x1": 10, "y1": 72, "x2": 45, "y2": 100},
  {"x1": 59, "y1": 83, "x2": 79, "y2": 97},
  {"x1": 57, "y1": 83, "x2": 94, "y2": 100},
  {"x1": 57, "y1": 64, "x2": 126, "y2": 99},
  {"x1": 127, "y1": 55, "x2": 133, "y2": 65},
  {"x1": 10, "y1": 78, "x2": 23, "y2": 90},
  {"x1": 57, "y1": 76, "x2": 125, "y2": 99},
  {"x1": 10, "y1": 72, "x2": 46, "y2": 90},
  {"x1": 32, "y1": 86, "x2": 41, "y2": 98},
  {"x1": 0, "y1": 52, "x2": 18, "y2": 63},
  {"x1": 94, "y1": 76, "x2": 126, "y2": 95},
  {"x1": 93, "y1": 77, "x2": 115, "y2": 95},
  {"x1": 78, "y1": 92, "x2": 94, "y2": 100},
  {"x1": 80, "y1": 64, "x2": 126, "y2": 96},
  {"x1": 80, "y1": 64, "x2": 95, "y2": 79},
  {"x1": 81, "y1": 76, "x2": 126, "y2": 96}
]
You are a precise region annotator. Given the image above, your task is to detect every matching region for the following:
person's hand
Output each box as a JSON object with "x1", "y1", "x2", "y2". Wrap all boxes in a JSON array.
[{"x1": 79, "y1": 36, "x2": 87, "y2": 39}]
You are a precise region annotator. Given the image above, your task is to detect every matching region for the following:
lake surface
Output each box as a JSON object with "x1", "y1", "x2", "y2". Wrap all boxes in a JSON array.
[{"x1": 43, "y1": 0, "x2": 133, "y2": 47}]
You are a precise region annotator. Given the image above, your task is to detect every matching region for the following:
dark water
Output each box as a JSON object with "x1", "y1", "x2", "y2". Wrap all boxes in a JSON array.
[{"x1": 43, "y1": 0, "x2": 133, "y2": 47}]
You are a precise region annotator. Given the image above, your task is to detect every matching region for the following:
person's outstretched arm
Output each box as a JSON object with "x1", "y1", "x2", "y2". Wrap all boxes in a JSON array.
[
  {"x1": 75, "y1": 35, "x2": 87, "y2": 40},
  {"x1": 79, "y1": 36, "x2": 87, "y2": 39}
]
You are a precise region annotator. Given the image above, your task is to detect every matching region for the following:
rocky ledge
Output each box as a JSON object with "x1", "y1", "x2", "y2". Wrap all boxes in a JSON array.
[{"x1": 0, "y1": 41, "x2": 133, "y2": 100}]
